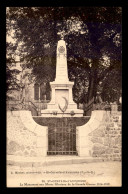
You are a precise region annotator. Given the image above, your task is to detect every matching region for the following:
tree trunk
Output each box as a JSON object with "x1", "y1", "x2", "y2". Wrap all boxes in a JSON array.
[
  {"x1": 87, "y1": 75, "x2": 94, "y2": 103},
  {"x1": 87, "y1": 59, "x2": 98, "y2": 103}
]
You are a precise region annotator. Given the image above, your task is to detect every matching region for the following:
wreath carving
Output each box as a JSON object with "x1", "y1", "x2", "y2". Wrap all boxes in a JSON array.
[{"x1": 58, "y1": 97, "x2": 68, "y2": 113}]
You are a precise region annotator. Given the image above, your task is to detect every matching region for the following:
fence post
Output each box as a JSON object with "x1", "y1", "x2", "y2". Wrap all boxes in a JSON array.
[{"x1": 110, "y1": 102, "x2": 118, "y2": 112}]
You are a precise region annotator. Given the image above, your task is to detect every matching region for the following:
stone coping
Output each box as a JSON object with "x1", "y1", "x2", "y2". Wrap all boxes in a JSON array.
[
  {"x1": 50, "y1": 81, "x2": 74, "y2": 86},
  {"x1": 7, "y1": 110, "x2": 48, "y2": 137},
  {"x1": 77, "y1": 110, "x2": 107, "y2": 134}
]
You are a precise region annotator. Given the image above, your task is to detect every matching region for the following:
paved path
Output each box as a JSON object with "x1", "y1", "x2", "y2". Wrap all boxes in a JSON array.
[{"x1": 7, "y1": 161, "x2": 121, "y2": 187}]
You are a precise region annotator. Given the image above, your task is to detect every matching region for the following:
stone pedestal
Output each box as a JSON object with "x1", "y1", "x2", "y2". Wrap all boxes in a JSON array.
[{"x1": 41, "y1": 81, "x2": 83, "y2": 117}]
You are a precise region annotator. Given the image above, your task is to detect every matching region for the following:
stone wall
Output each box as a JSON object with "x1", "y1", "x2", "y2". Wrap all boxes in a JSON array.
[
  {"x1": 77, "y1": 110, "x2": 122, "y2": 161},
  {"x1": 7, "y1": 111, "x2": 47, "y2": 157},
  {"x1": 7, "y1": 110, "x2": 121, "y2": 161}
]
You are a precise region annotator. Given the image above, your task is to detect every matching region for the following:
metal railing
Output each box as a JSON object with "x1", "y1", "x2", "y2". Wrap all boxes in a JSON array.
[
  {"x1": 47, "y1": 121, "x2": 77, "y2": 155},
  {"x1": 6, "y1": 99, "x2": 48, "y2": 116},
  {"x1": 81, "y1": 100, "x2": 122, "y2": 116}
]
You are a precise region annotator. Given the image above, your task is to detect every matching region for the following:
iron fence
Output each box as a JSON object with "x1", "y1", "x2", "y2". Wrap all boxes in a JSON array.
[
  {"x1": 47, "y1": 121, "x2": 77, "y2": 155},
  {"x1": 6, "y1": 99, "x2": 48, "y2": 116}
]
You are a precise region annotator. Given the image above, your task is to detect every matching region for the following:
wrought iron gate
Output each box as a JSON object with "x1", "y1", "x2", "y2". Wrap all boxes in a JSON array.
[{"x1": 47, "y1": 120, "x2": 77, "y2": 155}]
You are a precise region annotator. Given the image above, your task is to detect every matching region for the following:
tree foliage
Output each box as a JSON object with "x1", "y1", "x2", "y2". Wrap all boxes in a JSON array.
[
  {"x1": 6, "y1": 7, "x2": 122, "y2": 103},
  {"x1": 6, "y1": 42, "x2": 21, "y2": 92}
]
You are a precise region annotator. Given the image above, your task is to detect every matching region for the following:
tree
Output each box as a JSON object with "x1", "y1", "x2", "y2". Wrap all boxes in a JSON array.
[
  {"x1": 6, "y1": 42, "x2": 21, "y2": 93},
  {"x1": 6, "y1": 9, "x2": 21, "y2": 94},
  {"x1": 66, "y1": 7, "x2": 122, "y2": 103},
  {"x1": 6, "y1": 7, "x2": 122, "y2": 104}
]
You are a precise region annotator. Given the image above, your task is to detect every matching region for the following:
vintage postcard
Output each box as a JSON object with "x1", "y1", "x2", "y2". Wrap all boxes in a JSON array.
[{"x1": 6, "y1": 7, "x2": 122, "y2": 187}]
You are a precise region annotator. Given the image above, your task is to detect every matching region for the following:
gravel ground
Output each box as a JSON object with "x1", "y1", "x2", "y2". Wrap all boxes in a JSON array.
[{"x1": 7, "y1": 161, "x2": 121, "y2": 187}]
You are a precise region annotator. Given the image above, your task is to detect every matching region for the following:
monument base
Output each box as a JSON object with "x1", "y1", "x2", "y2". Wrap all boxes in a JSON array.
[
  {"x1": 41, "y1": 108, "x2": 83, "y2": 117},
  {"x1": 41, "y1": 80, "x2": 83, "y2": 117}
]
